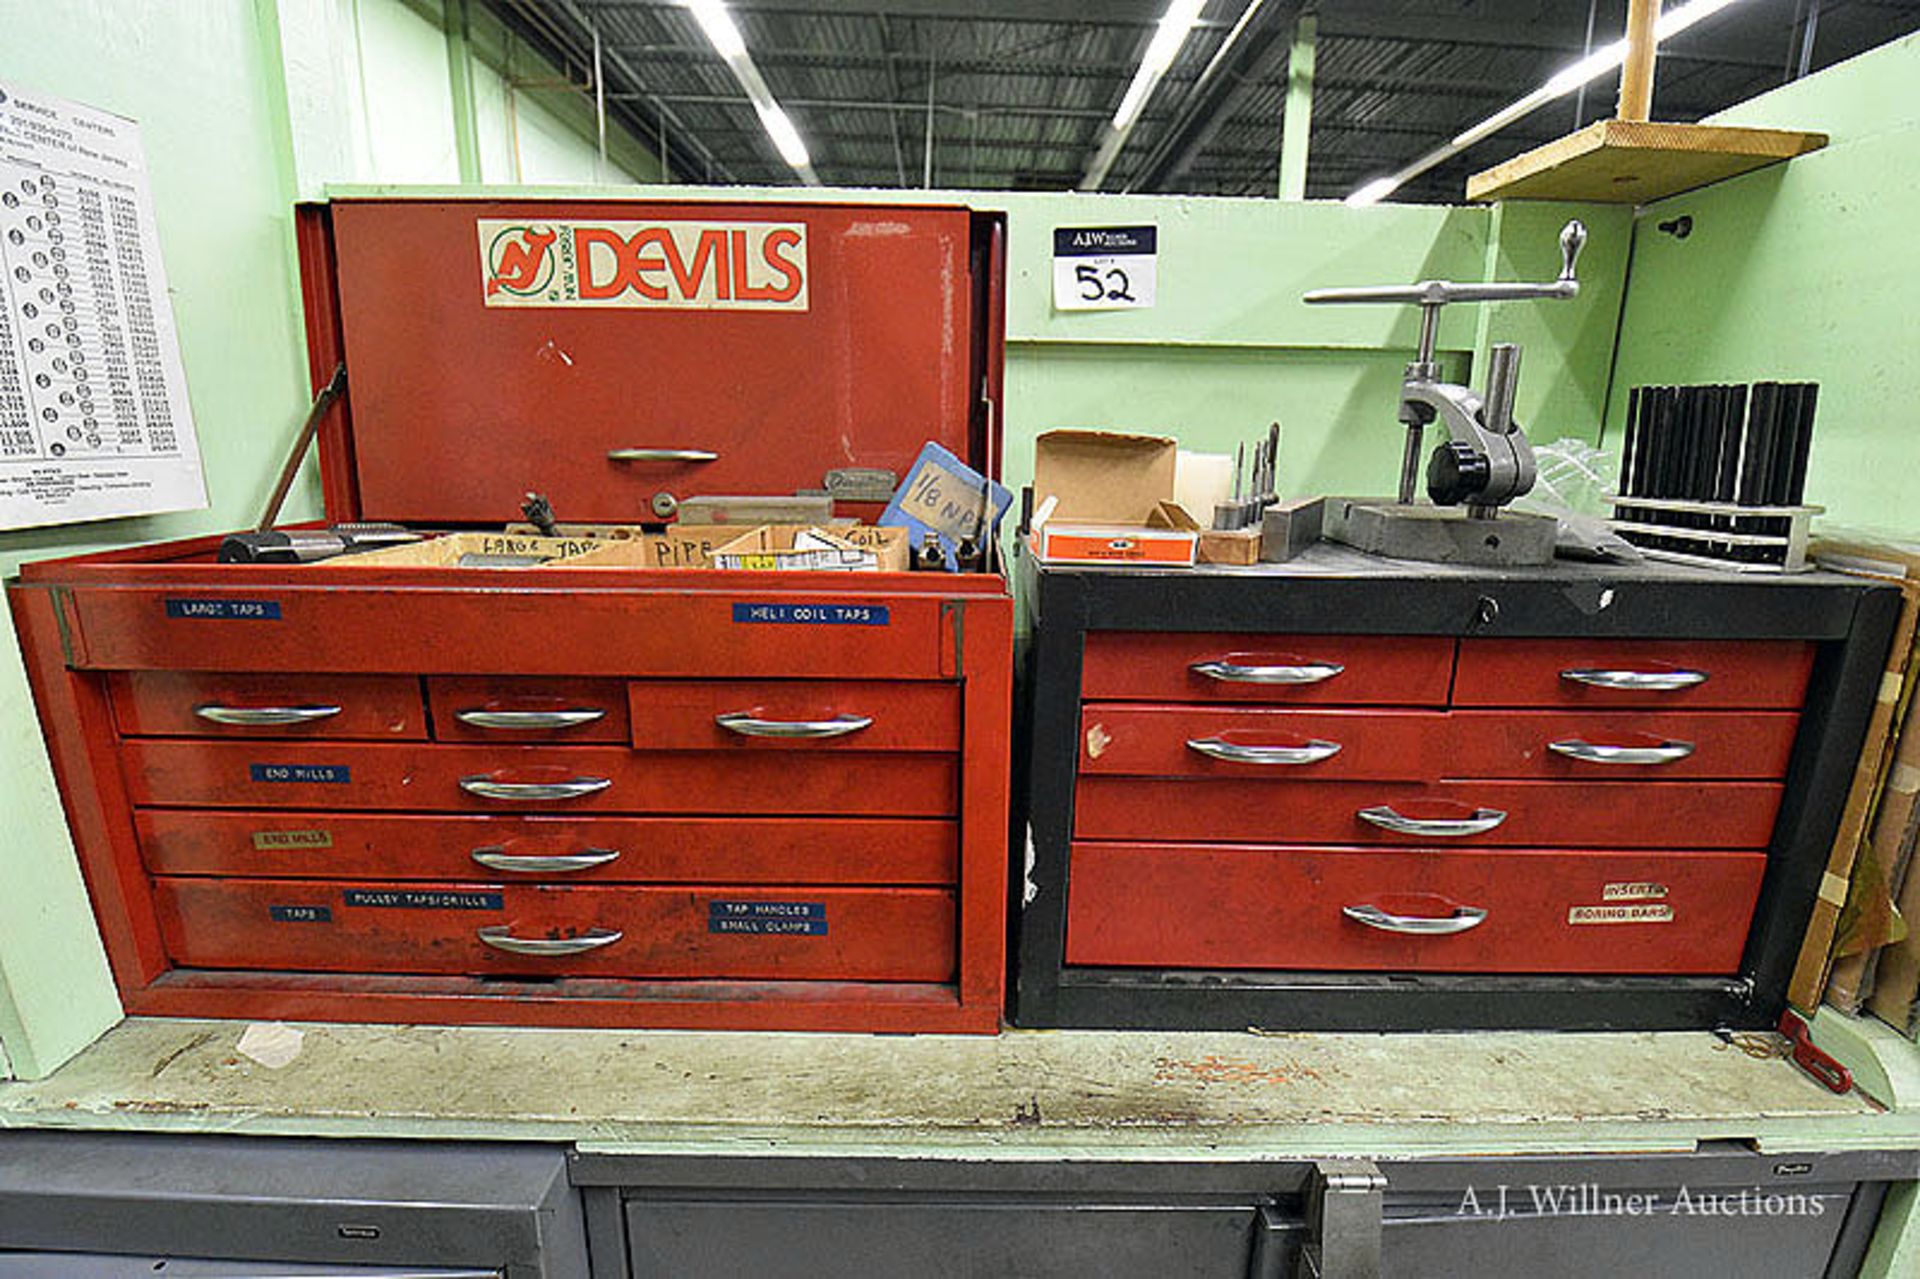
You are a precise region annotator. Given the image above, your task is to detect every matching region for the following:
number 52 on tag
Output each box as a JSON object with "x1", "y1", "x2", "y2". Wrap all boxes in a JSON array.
[{"x1": 1051, "y1": 225, "x2": 1156, "y2": 312}]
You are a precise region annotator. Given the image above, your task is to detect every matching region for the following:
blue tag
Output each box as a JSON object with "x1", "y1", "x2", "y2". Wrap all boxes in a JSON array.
[
  {"x1": 708, "y1": 900, "x2": 828, "y2": 936},
  {"x1": 731, "y1": 603, "x2": 889, "y2": 626},
  {"x1": 879, "y1": 441, "x2": 1011, "y2": 570},
  {"x1": 343, "y1": 889, "x2": 504, "y2": 911},
  {"x1": 249, "y1": 763, "x2": 350, "y2": 784},
  {"x1": 165, "y1": 598, "x2": 281, "y2": 620},
  {"x1": 269, "y1": 905, "x2": 332, "y2": 923}
]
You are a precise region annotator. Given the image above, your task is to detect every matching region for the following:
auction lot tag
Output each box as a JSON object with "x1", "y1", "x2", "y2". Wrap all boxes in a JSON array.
[{"x1": 1052, "y1": 225, "x2": 1156, "y2": 311}]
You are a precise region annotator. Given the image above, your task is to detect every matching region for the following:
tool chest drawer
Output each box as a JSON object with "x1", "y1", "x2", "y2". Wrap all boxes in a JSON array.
[
  {"x1": 120, "y1": 740, "x2": 958, "y2": 816},
  {"x1": 1072, "y1": 778, "x2": 1786, "y2": 848},
  {"x1": 1078, "y1": 705, "x2": 1444, "y2": 780},
  {"x1": 155, "y1": 879, "x2": 956, "y2": 981},
  {"x1": 1453, "y1": 639, "x2": 1815, "y2": 709},
  {"x1": 1447, "y1": 709, "x2": 1799, "y2": 779},
  {"x1": 1064, "y1": 843, "x2": 1767, "y2": 974},
  {"x1": 625, "y1": 679, "x2": 961, "y2": 752},
  {"x1": 108, "y1": 671, "x2": 426, "y2": 739},
  {"x1": 1081, "y1": 632, "x2": 1454, "y2": 705},
  {"x1": 427, "y1": 676, "x2": 629, "y2": 742},
  {"x1": 136, "y1": 811, "x2": 958, "y2": 884}
]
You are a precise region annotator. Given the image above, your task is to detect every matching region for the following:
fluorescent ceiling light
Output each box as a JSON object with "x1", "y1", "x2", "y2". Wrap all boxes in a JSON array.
[
  {"x1": 682, "y1": 0, "x2": 818, "y2": 183},
  {"x1": 686, "y1": 0, "x2": 746, "y2": 61},
  {"x1": 1344, "y1": 0, "x2": 1744, "y2": 206},
  {"x1": 1113, "y1": 0, "x2": 1208, "y2": 130},
  {"x1": 1082, "y1": 0, "x2": 1208, "y2": 190}
]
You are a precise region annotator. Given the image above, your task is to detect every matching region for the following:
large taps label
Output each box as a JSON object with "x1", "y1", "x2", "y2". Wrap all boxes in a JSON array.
[{"x1": 478, "y1": 219, "x2": 808, "y2": 311}]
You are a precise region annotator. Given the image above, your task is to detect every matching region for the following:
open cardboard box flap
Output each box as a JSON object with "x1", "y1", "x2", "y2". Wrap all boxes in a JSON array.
[{"x1": 1033, "y1": 429, "x2": 1179, "y2": 526}]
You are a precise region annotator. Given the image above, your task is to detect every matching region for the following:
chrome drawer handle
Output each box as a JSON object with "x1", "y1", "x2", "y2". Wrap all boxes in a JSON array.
[
  {"x1": 459, "y1": 775, "x2": 612, "y2": 801},
  {"x1": 477, "y1": 926, "x2": 622, "y2": 956},
  {"x1": 1343, "y1": 903, "x2": 1488, "y2": 935},
  {"x1": 194, "y1": 704, "x2": 342, "y2": 725},
  {"x1": 471, "y1": 847, "x2": 620, "y2": 874},
  {"x1": 1358, "y1": 805, "x2": 1507, "y2": 837},
  {"x1": 455, "y1": 707, "x2": 607, "y2": 731},
  {"x1": 606, "y1": 447, "x2": 718, "y2": 462},
  {"x1": 1561, "y1": 667, "x2": 1708, "y2": 692},
  {"x1": 1190, "y1": 659, "x2": 1344, "y2": 685},
  {"x1": 1186, "y1": 736, "x2": 1341, "y2": 765},
  {"x1": 715, "y1": 712, "x2": 874, "y2": 739},
  {"x1": 1548, "y1": 737, "x2": 1695, "y2": 765}
]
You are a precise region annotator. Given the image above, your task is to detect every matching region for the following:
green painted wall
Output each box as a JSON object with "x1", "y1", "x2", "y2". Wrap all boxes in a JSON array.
[{"x1": 1606, "y1": 31, "x2": 1920, "y2": 535}]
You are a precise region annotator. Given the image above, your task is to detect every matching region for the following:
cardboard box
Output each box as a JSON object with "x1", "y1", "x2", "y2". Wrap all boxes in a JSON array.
[
  {"x1": 1030, "y1": 430, "x2": 1199, "y2": 566},
  {"x1": 1033, "y1": 429, "x2": 1178, "y2": 525},
  {"x1": 562, "y1": 524, "x2": 909, "y2": 572},
  {"x1": 341, "y1": 532, "x2": 607, "y2": 568},
  {"x1": 1033, "y1": 523, "x2": 1198, "y2": 566}
]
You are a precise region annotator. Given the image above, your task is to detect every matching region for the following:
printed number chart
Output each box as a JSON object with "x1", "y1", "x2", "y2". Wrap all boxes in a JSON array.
[{"x1": 0, "y1": 80, "x2": 204, "y2": 530}]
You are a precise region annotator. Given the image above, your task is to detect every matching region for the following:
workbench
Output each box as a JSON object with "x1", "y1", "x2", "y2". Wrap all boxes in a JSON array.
[{"x1": 1, "y1": 1014, "x2": 1917, "y2": 1276}]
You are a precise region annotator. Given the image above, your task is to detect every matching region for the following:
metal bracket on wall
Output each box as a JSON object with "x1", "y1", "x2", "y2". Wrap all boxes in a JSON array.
[{"x1": 1296, "y1": 1159, "x2": 1387, "y2": 1279}]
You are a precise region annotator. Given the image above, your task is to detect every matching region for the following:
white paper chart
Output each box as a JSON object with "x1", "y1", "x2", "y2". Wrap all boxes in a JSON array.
[{"x1": 0, "y1": 80, "x2": 204, "y2": 530}]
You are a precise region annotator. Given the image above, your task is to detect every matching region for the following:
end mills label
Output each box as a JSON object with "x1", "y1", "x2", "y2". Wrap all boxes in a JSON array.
[
  {"x1": 248, "y1": 763, "x2": 349, "y2": 785},
  {"x1": 709, "y1": 900, "x2": 828, "y2": 936}
]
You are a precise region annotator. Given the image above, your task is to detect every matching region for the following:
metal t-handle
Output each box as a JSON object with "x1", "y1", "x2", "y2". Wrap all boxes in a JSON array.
[{"x1": 1302, "y1": 220, "x2": 1588, "y2": 315}]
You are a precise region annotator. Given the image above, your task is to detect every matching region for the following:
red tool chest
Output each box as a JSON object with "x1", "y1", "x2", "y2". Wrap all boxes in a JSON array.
[
  {"x1": 10, "y1": 196, "x2": 1012, "y2": 1033},
  {"x1": 1014, "y1": 549, "x2": 1899, "y2": 1031}
]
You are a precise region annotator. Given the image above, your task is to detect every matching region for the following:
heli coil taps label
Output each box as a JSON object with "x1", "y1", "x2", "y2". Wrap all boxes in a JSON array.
[{"x1": 478, "y1": 219, "x2": 808, "y2": 310}]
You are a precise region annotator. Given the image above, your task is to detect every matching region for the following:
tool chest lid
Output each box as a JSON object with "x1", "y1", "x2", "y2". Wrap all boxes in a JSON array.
[{"x1": 302, "y1": 195, "x2": 1006, "y2": 525}]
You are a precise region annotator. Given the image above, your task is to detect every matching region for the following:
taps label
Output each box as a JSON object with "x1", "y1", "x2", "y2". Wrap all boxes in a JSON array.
[
  {"x1": 165, "y1": 598, "x2": 281, "y2": 620},
  {"x1": 479, "y1": 219, "x2": 808, "y2": 311}
]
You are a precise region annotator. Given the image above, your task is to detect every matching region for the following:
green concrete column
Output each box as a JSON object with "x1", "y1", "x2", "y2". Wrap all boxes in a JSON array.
[
  {"x1": 443, "y1": 0, "x2": 483, "y2": 184},
  {"x1": 1277, "y1": 13, "x2": 1315, "y2": 201}
]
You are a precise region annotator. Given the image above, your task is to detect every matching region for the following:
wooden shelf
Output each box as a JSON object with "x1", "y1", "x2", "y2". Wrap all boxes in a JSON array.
[{"x1": 1467, "y1": 118, "x2": 1828, "y2": 204}]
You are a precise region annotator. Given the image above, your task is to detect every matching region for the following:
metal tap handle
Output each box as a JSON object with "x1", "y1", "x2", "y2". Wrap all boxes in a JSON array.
[
  {"x1": 1342, "y1": 903, "x2": 1487, "y2": 935},
  {"x1": 1559, "y1": 219, "x2": 1588, "y2": 284},
  {"x1": 1303, "y1": 220, "x2": 1587, "y2": 308}
]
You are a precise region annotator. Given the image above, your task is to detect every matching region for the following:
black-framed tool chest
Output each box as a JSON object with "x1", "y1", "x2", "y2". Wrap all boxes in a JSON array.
[{"x1": 1011, "y1": 542, "x2": 1900, "y2": 1031}]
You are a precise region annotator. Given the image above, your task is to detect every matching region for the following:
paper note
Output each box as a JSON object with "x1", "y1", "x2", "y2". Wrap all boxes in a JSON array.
[{"x1": 0, "y1": 80, "x2": 205, "y2": 529}]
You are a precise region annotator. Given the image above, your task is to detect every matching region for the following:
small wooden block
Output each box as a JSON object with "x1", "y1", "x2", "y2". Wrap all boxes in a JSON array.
[
  {"x1": 1467, "y1": 119, "x2": 1827, "y2": 204},
  {"x1": 1198, "y1": 527, "x2": 1262, "y2": 566}
]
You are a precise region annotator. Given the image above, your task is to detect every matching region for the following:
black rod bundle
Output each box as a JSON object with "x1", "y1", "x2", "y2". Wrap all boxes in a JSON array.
[{"x1": 1618, "y1": 380, "x2": 1819, "y2": 565}]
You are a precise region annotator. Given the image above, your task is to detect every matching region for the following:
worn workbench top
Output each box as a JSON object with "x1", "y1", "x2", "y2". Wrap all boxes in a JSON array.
[{"x1": 1, "y1": 1017, "x2": 1914, "y2": 1160}]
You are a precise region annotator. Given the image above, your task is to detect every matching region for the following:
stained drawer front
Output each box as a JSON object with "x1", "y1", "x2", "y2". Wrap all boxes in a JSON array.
[
  {"x1": 108, "y1": 671, "x2": 425, "y2": 739},
  {"x1": 428, "y1": 677, "x2": 630, "y2": 743},
  {"x1": 120, "y1": 741, "x2": 957, "y2": 817},
  {"x1": 1073, "y1": 778, "x2": 1785, "y2": 849},
  {"x1": 1079, "y1": 705, "x2": 1445, "y2": 782},
  {"x1": 627, "y1": 680, "x2": 961, "y2": 752},
  {"x1": 1455, "y1": 639, "x2": 1814, "y2": 709},
  {"x1": 1081, "y1": 633, "x2": 1454, "y2": 705},
  {"x1": 1450, "y1": 710, "x2": 1799, "y2": 780},
  {"x1": 137, "y1": 811, "x2": 957, "y2": 884},
  {"x1": 1065, "y1": 843, "x2": 1765, "y2": 974},
  {"x1": 155, "y1": 879, "x2": 955, "y2": 981}
]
